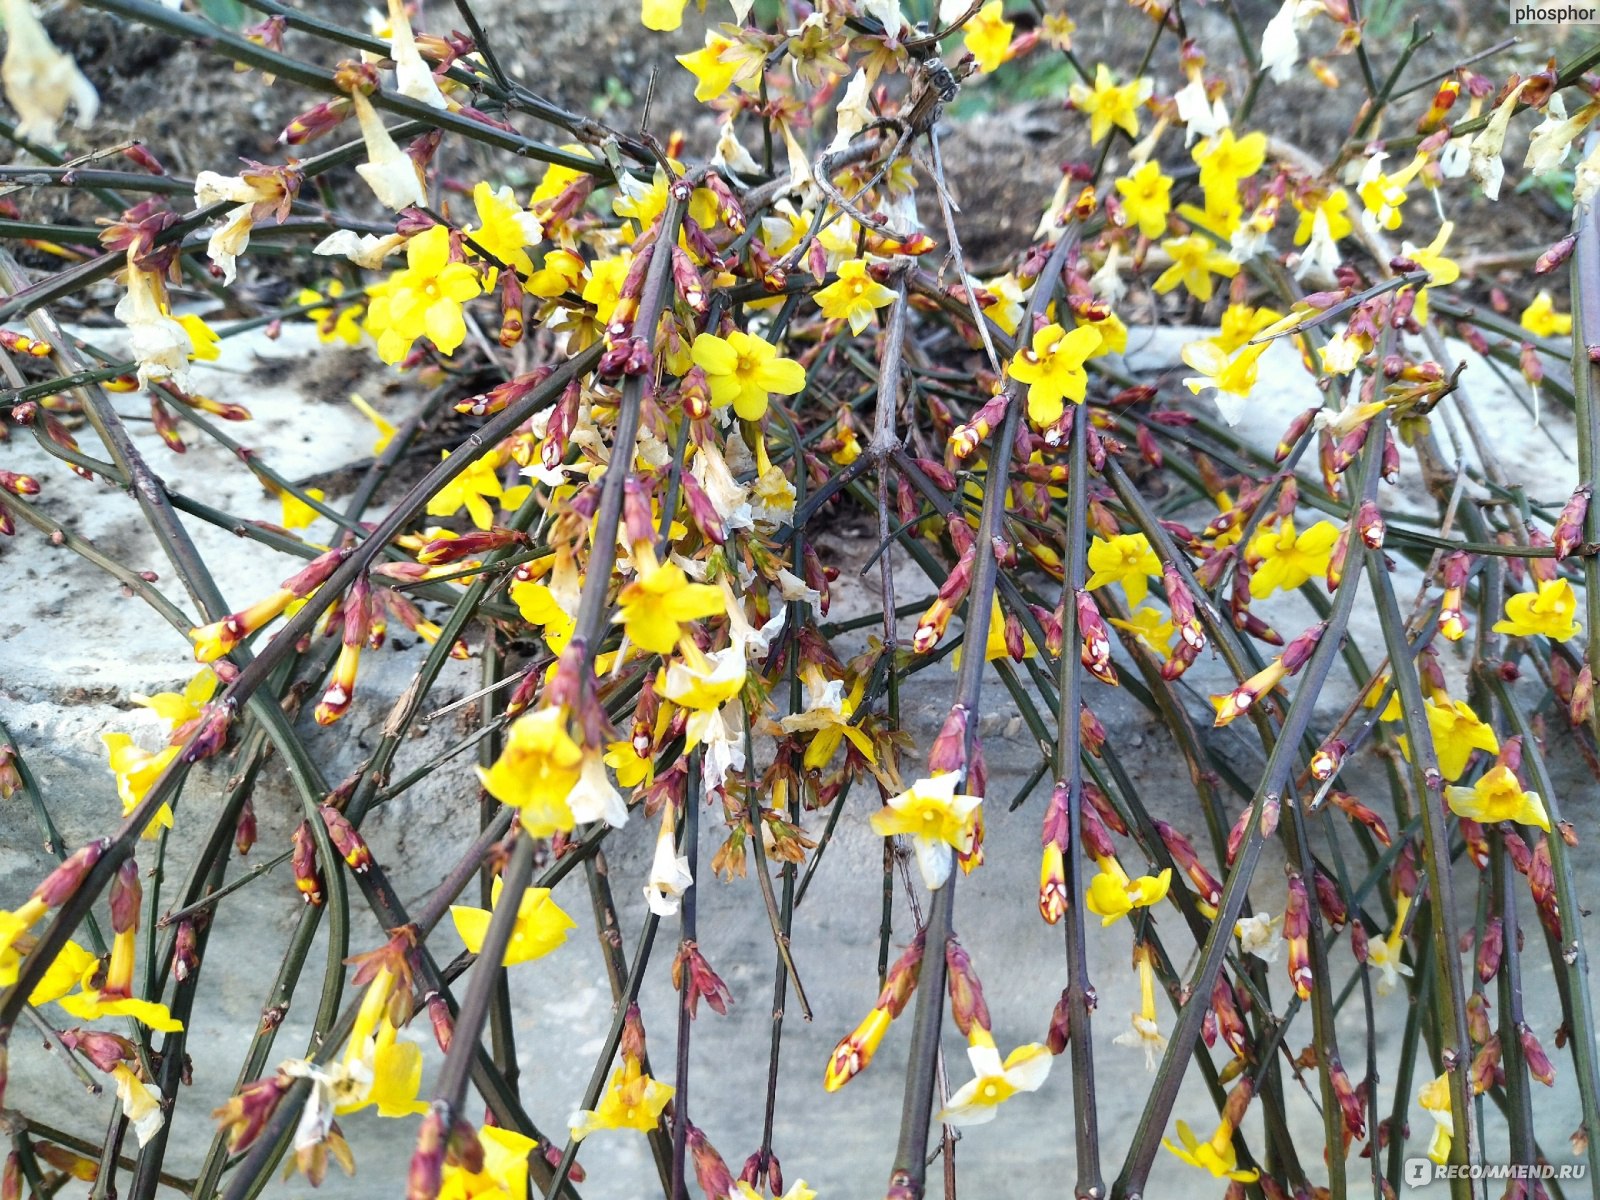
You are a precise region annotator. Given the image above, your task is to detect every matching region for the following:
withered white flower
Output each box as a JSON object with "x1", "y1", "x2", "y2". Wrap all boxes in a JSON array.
[
  {"x1": 567, "y1": 754, "x2": 628, "y2": 829},
  {"x1": 193, "y1": 170, "x2": 290, "y2": 284},
  {"x1": 711, "y1": 121, "x2": 761, "y2": 179},
  {"x1": 0, "y1": 0, "x2": 98, "y2": 144},
  {"x1": 1173, "y1": 78, "x2": 1228, "y2": 146},
  {"x1": 112, "y1": 1065, "x2": 165, "y2": 1148},
  {"x1": 314, "y1": 228, "x2": 409, "y2": 268},
  {"x1": 1235, "y1": 911, "x2": 1282, "y2": 962},
  {"x1": 1468, "y1": 80, "x2": 1529, "y2": 202},
  {"x1": 350, "y1": 89, "x2": 427, "y2": 210},
  {"x1": 643, "y1": 805, "x2": 694, "y2": 917},
  {"x1": 115, "y1": 265, "x2": 193, "y2": 387},
  {"x1": 1524, "y1": 95, "x2": 1598, "y2": 177},
  {"x1": 827, "y1": 68, "x2": 873, "y2": 153},
  {"x1": 384, "y1": 0, "x2": 446, "y2": 109},
  {"x1": 1259, "y1": 0, "x2": 1319, "y2": 84}
]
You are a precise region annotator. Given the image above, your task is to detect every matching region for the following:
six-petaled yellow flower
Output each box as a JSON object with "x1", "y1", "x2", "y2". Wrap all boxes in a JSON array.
[
  {"x1": 365, "y1": 224, "x2": 483, "y2": 364},
  {"x1": 1164, "y1": 1116, "x2": 1259, "y2": 1182},
  {"x1": 1492, "y1": 578, "x2": 1581, "y2": 641},
  {"x1": 1085, "y1": 855, "x2": 1172, "y2": 926},
  {"x1": 1398, "y1": 697, "x2": 1498, "y2": 782},
  {"x1": 964, "y1": 1, "x2": 1015, "y2": 74},
  {"x1": 450, "y1": 876, "x2": 577, "y2": 965},
  {"x1": 569, "y1": 1053, "x2": 674, "y2": 1140},
  {"x1": 815, "y1": 259, "x2": 897, "y2": 334},
  {"x1": 1115, "y1": 161, "x2": 1173, "y2": 239},
  {"x1": 935, "y1": 1028, "x2": 1052, "y2": 1125},
  {"x1": 102, "y1": 734, "x2": 177, "y2": 838},
  {"x1": 691, "y1": 329, "x2": 807, "y2": 422},
  {"x1": 1182, "y1": 339, "x2": 1268, "y2": 425},
  {"x1": 615, "y1": 559, "x2": 724, "y2": 654},
  {"x1": 1007, "y1": 322, "x2": 1102, "y2": 426},
  {"x1": 1521, "y1": 290, "x2": 1573, "y2": 338},
  {"x1": 870, "y1": 773, "x2": 982, "y2": 891},
  {"x1": 1156, "y1": 235, "x2": 1240, "y2": 303},
  {"x1": 1245, "y1": 517, "x2": 1339, "y2": 599},
  {"x1": 1445, "y1": 764, "x2": 1551, "y2": 831},
  {"x1": 478, "y1": 707, "x2": 585, "y2": 836},
  {"x1": 1086, "y1": 533, "x2": 1161, "y2": 606},
  {"x1": 1069, "y1": 64, "x2": 1151, "y2": 145}
]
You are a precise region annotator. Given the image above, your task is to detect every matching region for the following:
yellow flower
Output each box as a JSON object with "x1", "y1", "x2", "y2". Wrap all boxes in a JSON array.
[
  {"x1": 1084, "y1": 856, "x2": 1172, "y2": 926},
  {"x1": 1212, "y1": 303, "x2": 1284, "y2": 354},
  {"x1": 1193, "y1": 129, "x2": 1267, "y2": 215},
  {"x1": 1112, "y1": 945, "x2": 1167, "y2": 1069},
  {"x1": 101, "y1": 734, "x2": 177, "y2": 838},
  {"x1": 1418, "y1": 1074, "x2": 1454, "y2": 1165},
  {"x1": 815, "y1": 259, "x2": 897, "y2": 334},
  {"x1": 1398, "y1": 698, "x2": 1498, "y2": 782},
  {"x1": 1492, "y1": 578, "x2": 1581, "y2": 641},
  {"x1": 450, "y1": 877, "x2": 576, "y2": 965},
  {"x1": 1114, "y1": 161, "x2": 1173, "y2": 239},
  {"x1": 737, "y1": 1183, "x2": 816, "y2": 1200},
  {"x1": 509, "y1": 579, "x2": 577, "y2": 653},
  {"x1": 780, "y1": 666, "x2": 876, "y2": 769},
  {"x1": 640, "y1": 0, "x2": 686, "y2": 30},
  {"x1": 569, "y1": 1054, "x2": 674, "y2": 1140},
  {"x1": 299, "y1": 282, "x2": 365, "y2": 346},
  {"x1": 1108, "y1": 607, "x2": 1176, "y2": 660},
  {"x1": 660, "y1": 645, "x2": 746, "y2": 712},
  {"x1": 1085, "y1": 532, "x2": 1161, "y2": 606},
  {"x1": 1007, "y1": 322, "x2": 1101, "y2": 426},
  {"x1": 1155, "y1": 235, "x2": 1239, "y2": 303},
  {"x1": 691, "y1": 330, "x2": 807, "y2": 422},
  {"x1": 964, "y1": 1, "x2": 1014, "y2": 74},
  {"x1": 1181, "y1": 339, "x2": 1269, "y2": 425},
  {"x1": 1521, "y1": 290, "x2": 1573, "y2": 339},
  {"x1": 1445, "y1": 764, "x2": 1550, "y2": 831},
  {"x1": 57, "y1": 986, "x2": 184, "y2": 1033},
  {"x1": 477, "y1": 707, "x2": 585, "y2": 836},
  {"x1": 1163, "y1": 1117, "x2": 1259, "y2": 1182},
  {"x1": 365, "y1": 225, "x2": 483, "y2": 364},
  {"x1": 439, "y1": 1126, "x2": 542, "y2": 1199},
  {"x1": 177, "y1": 313, "x2": 220, "y2": 362},
  {"x1": 1400, "y1": 221, "x2": 1460, "y2": 322},
  {"x1": 1245, "y1": 517, "x2": 1339, "y2": 599},
  {"x1": 278, "y1": 487, "x2": 326, "y2": 530},
  {"x1": 676, "y1": 31, "x2": 759, "y2": 102},
  {"x1": 605, "y1": 740, "x2": 655, "y2": 789},
  {"x1": 528, "y1": 247, "x2": 587, "y2": 299},
  {"x1": 935, "y1": 1029, "x2": 1052, "y2": 1125},
  {"x1": 426, "y1": 449, "x2": 513, "y2": 531},
  {"x1": 131, "y1": 668, "x2": 217, "y2": 732},
  {"x1": 1356, "y1": 153, "x2": 1425, "y2": 232},
  {"x1": 870, "y1": 773, "x2": 982, "y2": 891},
  {"x1": 1293, "y1": 189, "x2": 1353, "y2": 245},
  {"x1": 466, "y1": 181, "x2": 541, "y2": 276},
  {"x1": 1366, "y1": 893, "x2": 1414, "y2": 995},
  {"x1": 348, "y1": 393, "x2": 396, "y2": 455},
  {"x1": 1069, "y1": 64, "x2": 1151, "y2": 145},
  {"x1": 615, "y1": 560, "x2": 724, "y2": 655}
]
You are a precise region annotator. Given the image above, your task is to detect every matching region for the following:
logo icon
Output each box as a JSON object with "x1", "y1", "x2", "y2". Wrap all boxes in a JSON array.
[{"x1": 1404, "y1": 1159, "x2": 1433, "y2": 1188}]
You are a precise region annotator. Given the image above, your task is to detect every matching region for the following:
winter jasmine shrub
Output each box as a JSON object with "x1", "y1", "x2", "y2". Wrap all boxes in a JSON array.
[{"x1": 0, "y1": 0, "x2": 1598, "y2": 1197}]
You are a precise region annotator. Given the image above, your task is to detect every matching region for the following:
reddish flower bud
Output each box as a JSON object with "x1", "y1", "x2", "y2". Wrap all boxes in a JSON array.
[
  {"x1": 1520, "y1": 1022, "x2": 1556, "y2": 1086},
  {"x1": 174, "y1": 918, "x2": 201, "y2": 982},
  {"x1": 1553, "y1": 485, "x2": 1590, "y2": 560},
  {"x1": 291, "y1": 820, "x2": 323, "y2": 906},
  {"x1": 944, "y1": 937, "x2": 991, "y2": 1037},
  {"x1": 59, "y1": 1028, "x2": 137, "y2": 1071},
  {"x1": 672, "y1": 940, "x2": 734, "y2": 1018}
]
